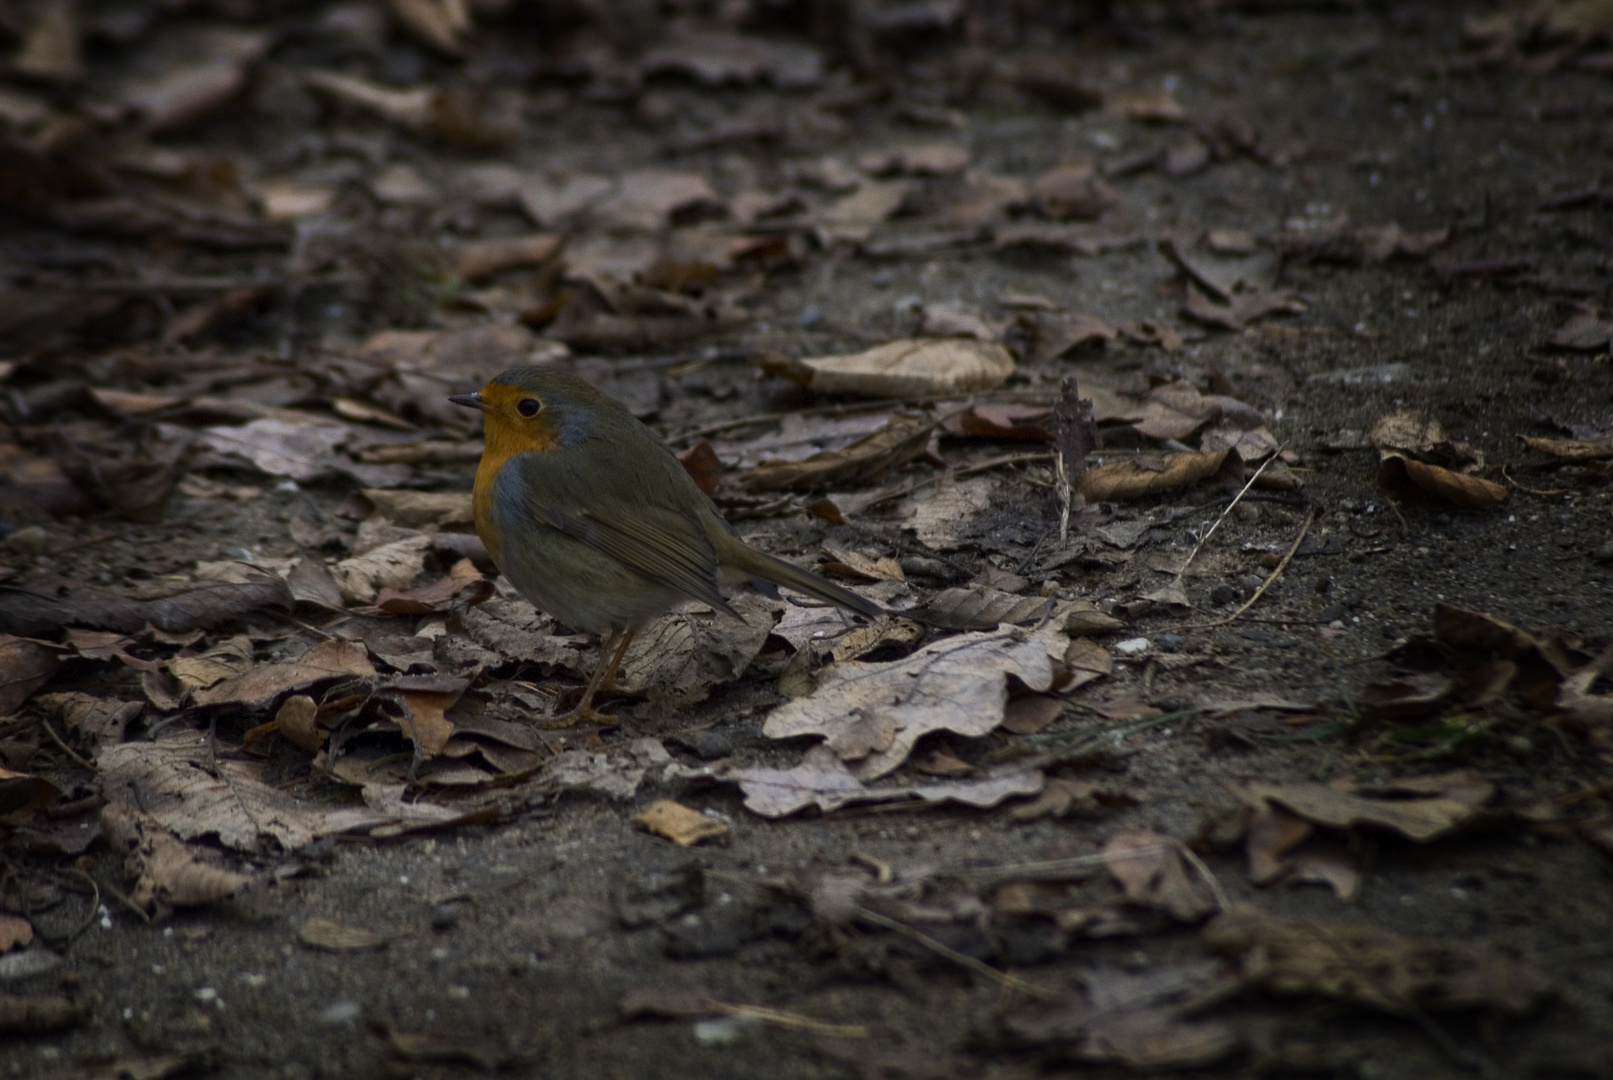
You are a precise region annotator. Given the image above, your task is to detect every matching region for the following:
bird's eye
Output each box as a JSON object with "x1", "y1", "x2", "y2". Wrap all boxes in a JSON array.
[{"x1": 517, "y1": 398, "x2": 541, "y2": 417}]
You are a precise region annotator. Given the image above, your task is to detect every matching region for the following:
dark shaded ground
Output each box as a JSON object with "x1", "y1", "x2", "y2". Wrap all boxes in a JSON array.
[{"x1": 3, "y1": 1, "x2": 1613, "y2": 1078}]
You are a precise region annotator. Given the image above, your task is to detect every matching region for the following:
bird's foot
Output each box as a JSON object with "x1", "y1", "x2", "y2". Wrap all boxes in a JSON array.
[{"x1": 541, "y1": 703, "x2": 619, "y2": 730}]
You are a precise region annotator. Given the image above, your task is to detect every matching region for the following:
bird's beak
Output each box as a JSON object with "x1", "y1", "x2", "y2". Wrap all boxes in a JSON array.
[{"x1": 448, "y1": 392, "x2": 486, "y2": 411}]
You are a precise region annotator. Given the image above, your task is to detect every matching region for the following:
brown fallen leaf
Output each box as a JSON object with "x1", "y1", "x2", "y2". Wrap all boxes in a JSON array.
[
  {"x1": 818, "y1": 547, "x2": 904, "y2": 582},
  {"x1": 0, "y1": 635, "x2": 60, "y2": 714},
  {"x1": 1062, "y1": 637, "x2": 1114, "y2": 692},
  {"x1": 331, "y1": 535, "x2": 433, "y2": 605},
  {"x1": 907, "y1": 586, "x2": 1054, "y2": 631},
  {"x1": 99, "y1": 729, "x2": 390, "y2": 851},
  {"x1": 738, "y1": 413, "x2": 935, "y2": 491},
  {"x1": 302, "y1": 70, "x2": 517, "y2": 148},
  {"x1": 614, "y1": 593, "x2": 778, "y2": 709},
  {"x1": 191, "y1": 638, "x2": 375, "y2": 710},
  {"x1": 816, "y1": 180, "x2": 912, "y2": 243},
  {"x1": 1372, "y1": 409, "x2": 1506, "y2": 510},
  {"x1": 1010, "y1": 777, "x2": 1131, "y2": 821},
  {"x1": 756, "y1": 338, "x2": 1014, "y2": 399},
  {"x1": 1030, "y1": 161, "x2": 1117, "y2": 221},
  {"x1": 0, "y1": 766, "x2": 62, "y2": 817},
  {"x1": 100, "y1": 802, "x2": 251, "y2": 911},
  {"x1": 1204, "y1": 905, "x2": 1553, "y2": 1015},
  {"x1": 1080, "y1": 450, "x2": 1230, "y2": 502},
  {"x1": 0, "y1": 576, "x2": 291, "y2": 637},
  {"x1": 0, "y1": 915, "x2": 32, "y2": 953},
  {"x1": 1000, "y1": 693, "x2": 1064, "y2": 735},
  {"x1": 677, "y1": 441, "x2": 723, "y2": 496},
  {"x1": 389, "y1": 678, "x2": 466, "y2": 758},
  {"x1": 122, "y1": 29, "x2": 269, "y2": 135},
  {"x1": 1020, "y1": 312, "x2": 1116, "y2": 361},
  {"x1": 639, "y1": 29, "x2": 824, "y2": 88},
  {"x1": 1231, "y1": 770, "x2": 1494, "y2": 843},
  {"x1": 299, "y1": 916, "x2": 386, "y2": 951},
  {"x1": 1103, "y1": 830, "x2": 1218, "y2": 922},
  {"x1": 763, "y1": 623, "x2": 1067, "y2": 779},
  {"x1": 634, "y1": 799, "x2": 729, "y2": 846},
  {"x1": 0, "y1": 994, "x2": 82, "y2": 1035},
  {"x1": 721, "y1": 743, "x2": 1043, "y2": 818},
  {"x1": 1520, "y1": 432, "x2": 1613, "y2": 461},
  {"x1": 1111, "y1": 89, "x2": 1188, "y2": 123},
  {"x1": 1181, "y1": 282, "x2": 1303, "y2": 331},
  {"x1": 13, "y1": 0, "x2": 83, "y2": 83},
  {"x1": 1006, "y1": 56, "x2": 1105, "y2": 111},
  {"x1": 453, "y1": 233, "x2": 562, "y2": 281},
  {"x1": 373, "y1": 558, "x2": 493, "y2": 615},
  {"x1": 386, "y1": 0, "x2": 473, "y2": 56}
]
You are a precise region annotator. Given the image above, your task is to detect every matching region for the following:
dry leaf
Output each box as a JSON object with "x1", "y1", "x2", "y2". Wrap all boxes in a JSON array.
[
  {"x1": 387, "y1": 0, "x2": 473, "y2": 56},
  {"x1": 1031, "y1": 162, "x2": 1117, "y2": 221},
  {"x1": 303, "y1": 70, "x2": 516, "y2": 148},
  {"x1": 902, "y1": 474, "x2": 997, "y2": 551},
  {"x1": 0, "y1": 916, "x2": 32, "y2": 953},
  {"x1": 1000, "y1": 693, "x2": 1064, "y2": 735},
  {"x1": 634, "y1": 799, "x2": 729, "y2": 846},
  {"x1": 454, "y1": 233, "x2": 562, "y2": 281},
  {"x1": 1010, "y1": 777, "x2": 1130, "y2": 820},
  {"x1": 756, "y1": 338, "x2": 1013, "y2": 399},
  {"x1": 819, "y1": 548, "x2": 904, "y2": 582},
  {"x1": 722, "y1": 743, "x2": 1043, "y2": 817},
  {"x1": 1204, "y1": 906, "x2": 1553, "y2": 1015},
  {"x1": 1103, "y1": 830, "x2": 1218, "y2": 921},
  {"x1": 100, "y1": 802, "x2": 251, "y2": 911},
  {"x1": 0, "y1": 636, "x2": 59, "y2": 714},
  {"x1": 817, "y1": 180, "x2": 912, "y2": 243},
  {"x1": 299, "y1": 916, "x2": 386, "y2": 951},
  {"x1": 1022, "y1": 313, "x2": 1116, "y2": 361},
  {"x1": 331, "y1": 535, "x2": 433, "y2": 605},
  {"x1": 1373, "y1": 409, "x2": 1506, "y2": 509},
  {"x1": 14, "y1": 0, "x2": 83, "y2": 83},
  {"x1": 99, "y1": 729, "x2": 390, "y2": 851},
  {"x1": 1232, "y1": 770, "x2": 1494, "y2": 843},
  {"x1": 1080, "y1": 451, "x2": 1229, "y2": 501},
  {"x1": 763, "y1": 623, "x2": 1067, "y2": 779},
  {"x1": 589, "y1": 170, "x2": 721, "y2": 232},
  {"x1": 614, "y1": 593, "x2": 777, "y2": 709},
  {"x1": 907, "y1": 586, "x2": 1054, "y2": 630},
  {"x1": 738, "y1": 414, "x2": 934, "y2": 491},
  {"x1": 0, "y1": 576, "x2": 291, "y2": 637},
  {"x1": 1520, "y1": 432, "x2": 1613, "y2": 460},
  {"x1": 192, "y1": 638, "x2": 375, "y2": 710},
  {"x1": 0, "y1": 766, "x2": 62, "y2": 817}
]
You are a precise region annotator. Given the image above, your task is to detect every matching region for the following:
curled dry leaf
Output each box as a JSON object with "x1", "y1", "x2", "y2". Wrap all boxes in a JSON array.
[
  {"x1": 1181, "y1": 282, "x2": 1303, "y2": 331},
  {"x1": 634, "y1": 799, "x2": 729, "y2": 846},
  {"x1": 817, "y1": 180, "x2": 912, "y2": 243},
  {"x1": 1030, "y1": 162, "x2": 1117, "y2": 221},
  {"x1": 1372, "y1": 408, "x2": 1505, "y2": 509},
  {"x1": 100, "y1": 802, "x2": 251, "y2": 911},
  {"x1": 361, "y1": 489, "x2": 474, "y2": 528},
  {"x1": 1010, "y1": 777, "x2": 1131, "y2": 821},
  {"x1": 721, "y1": 743, "x2": 1043, "y2": 818},
  {"x1": 374, "y1": 557, "x2": 493, "y2": 615},
  {"x1": 615, "y1": 593, "x2": 778, "y2": 709},
  {"x1": 13, "y1": 0, "x2": 83, "y2": 83},
  {"x1": 332, "y1": 535, "x2": 433, "y2": 605},
  {"x1": 299, "y1": 916, "x2": 386, "y2": 951},
  {"x1": 1103, "y1": 830, "x2": 1218, "y2": 922},
  {"x1": 0, "y1": 915, "x2": 32, "y2": 953},
  {"x1": 0, "y1": 766, "x2": 62, "y2": 817},
  {"x1": 454, "y1": 233, "x2": 562, "y2": 282},
  {"x1": 192, "y1": 638, "x2": 375, "y2": 710},
  {"x1": 274, "y1": 695, "x2": 324, "y2": 752},
  {"x1": 0, "y1": 576, "x2": 291, "y2": 637},
  {"x1": 818, "y1": 547, "x2": 904, "y2": 582},
  {"x1": 906, "y1": 586, "x2": 1054, "y2": 631},
  {"x1": 1231, "y1": 770, "x2": 1494, "y2": 843},
  {"x1": 763, "y1": 623, "x2": 1067, "y2": 779},
  {"x1": 1021, "y1": 312, "x2": 1116, "y2": 361},
  {"x1": 1203, "y1": 905, "x2": 1553, "y2": 1016},
  {"x1": 1080, "y1": 450, "x2": 1229, "y2": 502},
  {"x1": 302, "y1": 70, "x2": 517, "y2": 148},
  {"x1": 755, "y1": 338, "x2": 1014, "y2": 399},
  {"x1": 1520, "y1": 432, "x2": 1613, "y2": 461},
  {"x1": 738, "y1": 413, "x2": 935, "y2": 492},
  {"x1": 677, "y1": 441, "x2": 722, "y2": 496}
]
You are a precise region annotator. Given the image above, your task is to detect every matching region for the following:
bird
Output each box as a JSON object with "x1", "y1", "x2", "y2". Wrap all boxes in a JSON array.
[{"x1": 451, "y1": 365, "x2": 882, "y2": 725}]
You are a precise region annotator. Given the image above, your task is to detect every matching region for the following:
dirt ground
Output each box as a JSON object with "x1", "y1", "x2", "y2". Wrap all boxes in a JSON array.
[{"x1": 3, "y1": 1, "x2": 1613, "y2": 1077}]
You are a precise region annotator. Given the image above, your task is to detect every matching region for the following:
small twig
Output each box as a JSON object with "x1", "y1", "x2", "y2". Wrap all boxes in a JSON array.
[
  {"x1": 1181, "y1": 507, "x2": 1315, "y2": 630},
  {"x1": 65, "y1": 868, "x2": 102, "y2": 945},
  {"x1": 41, "y1": 721, "x2": 95, "y2": 772},
  {"x1": 1175, "y1": 449, "x2": 1285, "y2": 581},
  {"x1": 1500, "y1": 465, "x2": 1568, "y2": 498},
  {"x1": 854, "y1": 907, "x2": 1057, "y2": 1000},
  {"x1": 855, "y1": 451, "x2": 1054, "y2": 514},
  {"x1": 715, "y1": 1003, "x2": 870, "y2": 1039},
  {"x1": 1177, "y1": 844, "x2": 1231, "y2": 912},
  {"x1": 94, "y1": 873, "x2": 151, "y2": 925}
]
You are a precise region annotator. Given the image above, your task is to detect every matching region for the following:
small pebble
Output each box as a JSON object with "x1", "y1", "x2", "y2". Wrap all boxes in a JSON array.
[
  {"x1": 1209, "y1": 583, "x2": 1239, "y2": 606},
  {"x1": 1114, "y1": 637, "x2": 1150, "y2": 656},
  {"x1": 1157, "y1": 633, "x2": 1183, "y2": 652},
  {"x1": 3, "y1": 525, "x2": 47, "y2": 554},
  {"x1": 1593, "y1": 541, "x2": 1613, "y2": 565}
]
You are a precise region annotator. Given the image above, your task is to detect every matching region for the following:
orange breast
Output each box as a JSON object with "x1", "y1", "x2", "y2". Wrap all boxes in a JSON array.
[{"x1": 470, "y1": 395, "x2": 561, "y2": 564}]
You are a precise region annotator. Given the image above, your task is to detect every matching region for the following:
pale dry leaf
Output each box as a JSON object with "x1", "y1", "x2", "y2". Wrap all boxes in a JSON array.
[
  {"x1": 818, "y1": 548, "x2": 905, "y2": 582},
  {"x1": 763, "y1": 622, "x2": 1067, "y2": 779},
  {"x1": 1103, "y1": 830, "x2": 1217, "y2": 921},
  {"x1": 591, "y1": 170, "x2": 721, "y2": 232},
  {"x1": 1233, "y1": 770, "x2": 1494, "y2": 843},
  {"x1": 614, "y1": 593, "x2": 779, "y2": 709},
  {"x1": 723, "y1": 743, "x2": 1043, "y2": 817},
  {"x1": 817, "y1": 180, "x2": 912, "y2": 243},
  {"x1": 903, "y1": 474, "x2": 997, "y2": 552},
  {"x1": 192, "y1": 638, "x2": 375, "y2": 710},
  {"x1": 331, "y1": 535, "x2": 432, "y2": 605},
  {"x1": 14, "y1": 0, "x2": 83, "y2": 82},
  {"x1": 386, "y1": 0, "x2": 472, "y2": 56},
  {"x1": 198, "y1": 417, "x2": 349, "y2": 482},
  {"x1": 99, "y1": 730, "x2": 390, "y2": 851},
  {"x1": 275, "y1": 695, "x2": 324, "y2": 752},
  {"x1": 634, "y1": 799, "x2": 729, "y2": 846},
  {"x1": 756, "y1": 338, "x2": 1014, "y2": 399},
  {"x1": 0, "y1": 636, "x2": 60, "y2": 715},
  {"x1": 1000, "y1": 693, "x2": 1063, "y2": 735},
  {"x1": 100, "y1": 802, "x2": 251, "y2": 911},
  {"x1": 0, "y1": 915, "x2": 32, "y2": 953},
  {"x1": 1520, "y1": 432, "x2": 1613, "y2": 461},
  {"x1": 299, "y1": 916, "x2": 386, "y2": 951},
  {"x1": 1203, "y1": 905, "x2": 1553, "y2": 1015}
]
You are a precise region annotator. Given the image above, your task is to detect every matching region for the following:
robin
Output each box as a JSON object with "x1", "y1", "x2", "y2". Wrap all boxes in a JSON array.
[{"x1": 451, "y1": 366, "x2": 882, "y2": 725}]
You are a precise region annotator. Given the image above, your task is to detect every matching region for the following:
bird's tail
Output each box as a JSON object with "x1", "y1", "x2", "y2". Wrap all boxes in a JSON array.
[{"x1": 720, "y1": 539, "x2": 884, "y2": 620}]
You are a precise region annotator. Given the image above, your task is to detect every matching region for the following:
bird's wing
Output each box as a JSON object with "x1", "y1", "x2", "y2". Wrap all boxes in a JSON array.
[{"x1": 499, "y1": 450, "x2": 736, "y2": 616}]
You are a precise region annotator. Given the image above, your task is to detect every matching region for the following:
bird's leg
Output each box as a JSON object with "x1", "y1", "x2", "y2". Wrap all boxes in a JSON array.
[
  {"x1": 597, "y1": 625, "x2": 636, "y2": 697},
  {"x1": 545, "y1": 625, "x2": 633, "y2": 728}
]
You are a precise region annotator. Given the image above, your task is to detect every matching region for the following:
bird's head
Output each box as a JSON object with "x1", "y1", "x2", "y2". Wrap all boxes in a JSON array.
[{"x1": 450, "y1": 366, "x2": 598, "y2": 456}]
